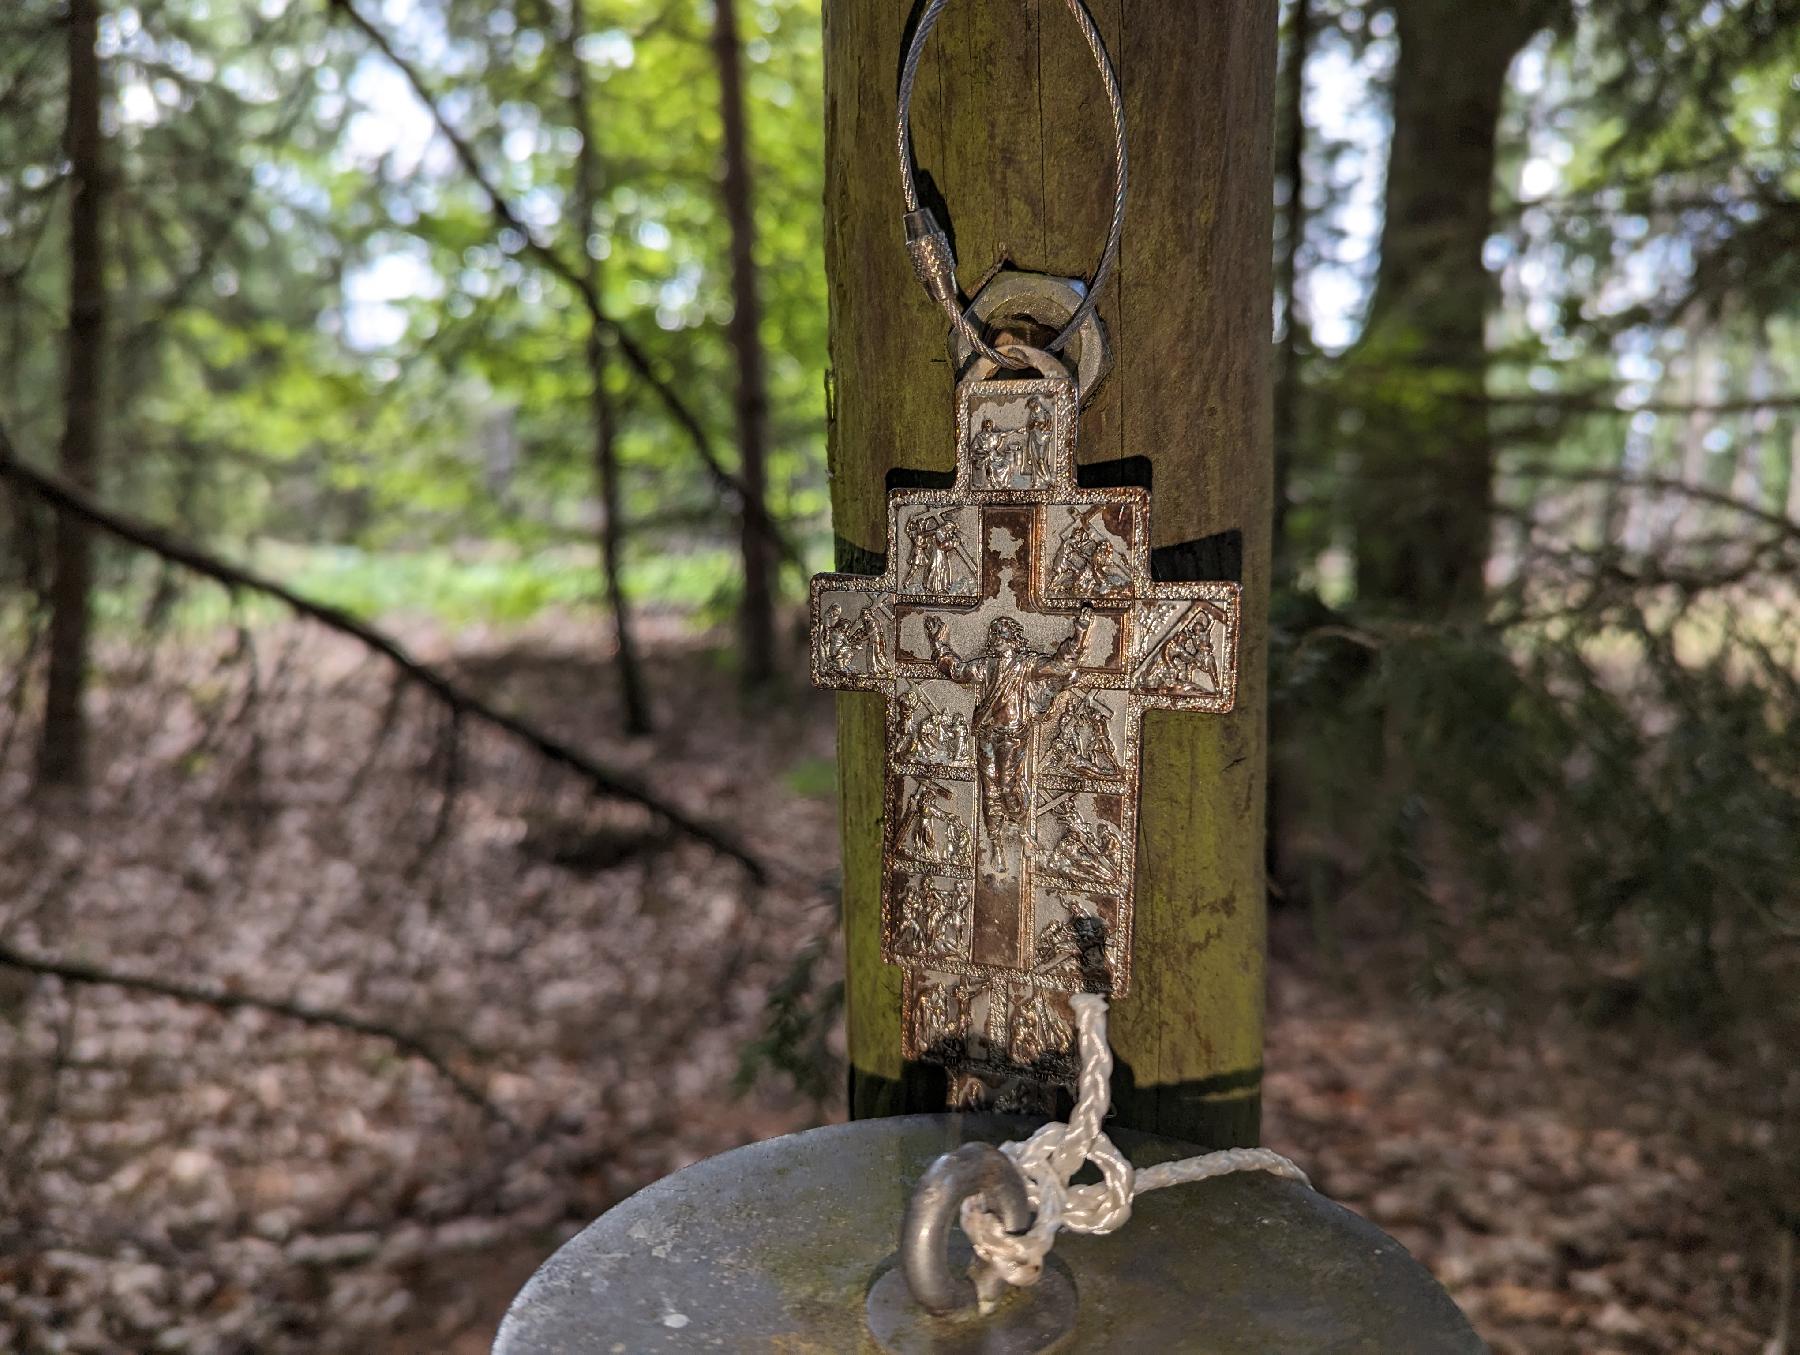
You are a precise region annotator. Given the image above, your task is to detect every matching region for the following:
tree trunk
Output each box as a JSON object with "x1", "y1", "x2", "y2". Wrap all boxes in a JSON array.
[
  {"x1": 825, "y1": 0, "x2": 1278, "y2": 1145},
  {"x1": 1348, "y1": 0, "x2": 1549, "y2": 615},
  {"x1": 1267, "y1": 0, "x2": 1313, "y2": 920},
  {"x1": 565, "y1": 0, "x2": 652, "y2": 735},
  {"x1": 1272, "y1": 0, "x2": 1311, "y2": 578},
  {"x1": 1737, "y1": 325, "x2": 1774, "y2": 508},
  {"x1": 710, "y1": 0, "x2": 775, "y2": 685},
  {"x1": 37, "y1": 0, "x2": 108, "y2": 788}
]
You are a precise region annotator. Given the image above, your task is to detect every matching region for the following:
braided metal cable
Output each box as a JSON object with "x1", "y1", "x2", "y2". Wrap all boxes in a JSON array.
[{"x1": 896, "y1": 0, "x2": 1128, "y2": 370}]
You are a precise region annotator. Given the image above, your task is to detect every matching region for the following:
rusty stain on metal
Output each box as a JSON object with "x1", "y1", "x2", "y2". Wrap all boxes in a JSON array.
[{"x1": 811, "y1": 374, "x2": 1241, "y2": 1108}]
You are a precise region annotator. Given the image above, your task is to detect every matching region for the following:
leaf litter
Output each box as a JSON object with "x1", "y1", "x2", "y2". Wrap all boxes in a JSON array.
[{"x1": 0, "y1": 616, "x2": 1780, "y2": 1353}]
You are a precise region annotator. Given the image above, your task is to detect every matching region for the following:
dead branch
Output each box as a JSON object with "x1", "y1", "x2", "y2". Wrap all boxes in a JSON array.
[
  {"x1": 0, "y1": 938, "x2": 511, "y2": 1129},
  {"x1": 343, "y1": 667, "x2": 408, "y2": 803},
  {"x1": 5, "y1": 990, "x2": 75, "y2": 1190},
  {"x1": 416, "y1": 706, "x2": 465, "y2": 872},
  {"x1": 0, "y1": 421, "x2": 775, "y2": 884},
  {"x1": 0, "y1": 598, "x2": 46, "y2": 772},
  {"x1": 324, "y1": 0, "x2": 803, "y2": 575}
]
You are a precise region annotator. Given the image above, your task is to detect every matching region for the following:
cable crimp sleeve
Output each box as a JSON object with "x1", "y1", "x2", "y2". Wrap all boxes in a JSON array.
[{"x1": 903, "y1": 208, "x2": 957, "y2": 307}]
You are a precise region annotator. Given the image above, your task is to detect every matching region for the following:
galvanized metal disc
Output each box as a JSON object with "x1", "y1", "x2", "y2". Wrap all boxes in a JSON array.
[{"x1": 493, "y1": 1115, "x2": 1483, "y2": 1354}]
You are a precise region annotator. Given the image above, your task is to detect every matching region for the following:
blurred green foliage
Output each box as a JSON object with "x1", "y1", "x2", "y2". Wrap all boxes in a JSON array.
[{"x1": 1, "y1": 0, "x2": 828, "y2": 611}]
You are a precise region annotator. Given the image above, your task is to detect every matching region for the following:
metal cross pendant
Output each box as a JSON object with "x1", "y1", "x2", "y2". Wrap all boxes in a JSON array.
[{"x1": 811, "y1": 373, "x2": 1240, "y2": 1108}]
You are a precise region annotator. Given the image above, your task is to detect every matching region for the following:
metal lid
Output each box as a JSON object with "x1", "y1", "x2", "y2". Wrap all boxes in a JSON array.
[{"x1": 494, "y1": 1114, "x2": 1483, "y2": 1354}]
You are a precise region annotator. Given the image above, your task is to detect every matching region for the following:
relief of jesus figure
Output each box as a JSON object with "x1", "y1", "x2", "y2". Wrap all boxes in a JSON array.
[{"x1": 923, "y1": 610, "x2": 1092, "y2": 845}]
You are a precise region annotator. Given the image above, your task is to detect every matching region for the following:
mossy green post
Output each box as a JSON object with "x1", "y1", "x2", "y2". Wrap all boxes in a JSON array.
[{"x1": 823, "y1": 0, "x2": 1277, "y2": 1147}]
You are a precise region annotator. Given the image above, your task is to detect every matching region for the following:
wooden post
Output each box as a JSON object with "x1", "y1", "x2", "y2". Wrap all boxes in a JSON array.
[
  {"x1": 1348, "y1": 0, "x2": 1550, "y2": 615},
  {"x1": 824, "y1": 0, "x2": 1277, "y2": 1146},
  {"x1": 38, "y1": 0, "x2": 108, "y2": 788},
  {"x1": 713, "y1": 0, "x2": 778, "y2": 684}
]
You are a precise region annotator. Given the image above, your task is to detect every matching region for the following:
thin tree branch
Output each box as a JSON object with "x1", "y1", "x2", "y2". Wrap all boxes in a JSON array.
[
  {"x1": 0, "y1": 29, "x2": 58, "y2": 122},
  {"x1": 324, "y1": 0, "x2": 802, "y2": 573},
  {"x1": 0, "y1": 602, "x2": 47, "y2": 773},
  {"x1": 122, "y1": 78, "x2": 317, "y2": 356},
  {"x1": 1503, "y1": 462, "x2": 1800, "y2": 545},
  {"x1": 0, "y1": 938, "x2": 512, "y2": 1129},
  {"x1": 1484, "y1": 391, "x2": 1800, "y2": 417},
  {"x1": 0, "y1": 419, "x2": 775, "y2": 883},
  {"x1": 1491, "y1": 156, "x2": 1790, "y2": 226}
]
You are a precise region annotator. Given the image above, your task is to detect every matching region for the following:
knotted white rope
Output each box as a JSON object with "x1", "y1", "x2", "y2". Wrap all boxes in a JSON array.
[{"x1": 959, "y1": 993, "x2": 1311, "y2": 1292}]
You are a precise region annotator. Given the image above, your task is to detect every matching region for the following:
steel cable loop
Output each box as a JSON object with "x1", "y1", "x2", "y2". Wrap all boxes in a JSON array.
[{"x1": 896, "y1": 0, "x2": 1128, "y2": 369}]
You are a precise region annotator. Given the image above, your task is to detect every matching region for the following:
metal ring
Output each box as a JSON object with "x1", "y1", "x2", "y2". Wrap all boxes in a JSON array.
[
  {"x1": 961, "y1": 340, "x2": 1072, "y2": 387},
  {"x1": 899, "y1": 1143, "x2": 1033, "y2": 1315},
  {"x1": 950, "y1": 272, "x2": 1110, "y2": 401},
  {"x1": 896, "y1": 0, "x2": 1128, "y2": 370}
]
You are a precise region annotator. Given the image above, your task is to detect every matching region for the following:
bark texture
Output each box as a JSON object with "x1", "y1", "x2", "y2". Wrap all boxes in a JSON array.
[
  {"x1": 824, "y1": 0, "x2": 1278, "y2": 1145},
  {"x1": 1348, "y1": 0, "x2": 1552, "y2": 614},
  {"x1": 711, "y1": 0, "x2": 776, "y2": 684},
  {"x1": 1273, "y1": 0, "x2": 1311, "y2": 575},
  {"x1": 565, "y1": 0, "x2": 652, "y2": 735},
  {"x1": 38, "y1": 0, "x2": 108, "y2": 788}
]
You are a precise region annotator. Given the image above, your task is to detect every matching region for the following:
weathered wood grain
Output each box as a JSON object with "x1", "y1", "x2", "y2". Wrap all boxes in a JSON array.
[{"x1": 824, "y1": 0, "x2": 1277, "y2": 1145}]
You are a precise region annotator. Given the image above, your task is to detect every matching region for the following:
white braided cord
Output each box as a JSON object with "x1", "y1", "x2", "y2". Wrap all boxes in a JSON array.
[{"x1": 959, "y1": 994, "x2": 1311, "y2": 1290}]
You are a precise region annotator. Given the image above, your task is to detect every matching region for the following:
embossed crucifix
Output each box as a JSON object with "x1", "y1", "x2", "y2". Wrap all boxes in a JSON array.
[{"x1": 810, "y1": 373, "x2": 1240, "y2": 1107}]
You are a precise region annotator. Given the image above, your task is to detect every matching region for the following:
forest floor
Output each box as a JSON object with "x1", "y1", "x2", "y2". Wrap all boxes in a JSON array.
[{"x1": 0, "y1": 613, "x2": 1781, "y2": 1353}]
